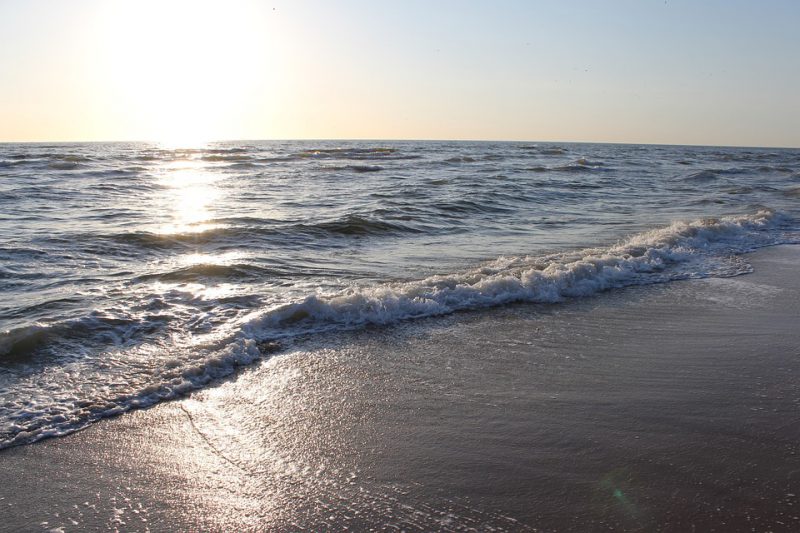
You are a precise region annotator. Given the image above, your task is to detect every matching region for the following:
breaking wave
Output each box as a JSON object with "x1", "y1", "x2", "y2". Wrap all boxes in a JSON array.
[
  {"x1": 0, "y1": 209, "x2": 794, "y2": 449},
  {"x1": 244, "y1": 209, "x2": 787, "y2": 340}
]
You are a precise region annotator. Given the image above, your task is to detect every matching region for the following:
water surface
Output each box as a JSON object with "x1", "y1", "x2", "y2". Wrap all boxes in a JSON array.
[{"x1": 1, "y1": 140, "x2": 798, "y2": 447}]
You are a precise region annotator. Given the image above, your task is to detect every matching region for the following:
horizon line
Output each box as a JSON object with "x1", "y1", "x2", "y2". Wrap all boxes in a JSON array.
[{"x1": 0, "y1": 137, "x2": 798, "y2": 151}]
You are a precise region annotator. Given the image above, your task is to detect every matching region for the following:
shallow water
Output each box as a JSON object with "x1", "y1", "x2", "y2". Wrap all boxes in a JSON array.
[{"x1": 1, "y1": 140, "x2": 799, "y2": 448}]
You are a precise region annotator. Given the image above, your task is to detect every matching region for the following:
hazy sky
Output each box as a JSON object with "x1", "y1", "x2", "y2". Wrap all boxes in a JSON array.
[{"x1": 1, "y1": 0, "x2": 798, "y2": 146}]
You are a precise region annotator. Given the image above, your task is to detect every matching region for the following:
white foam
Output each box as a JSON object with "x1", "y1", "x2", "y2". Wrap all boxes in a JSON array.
[
  {"x1": 0, "y1": 337, "x2": 263, "y2": 449},
  {"x1": 243, "y1": 210, "x2": 787, "y2": 339}
]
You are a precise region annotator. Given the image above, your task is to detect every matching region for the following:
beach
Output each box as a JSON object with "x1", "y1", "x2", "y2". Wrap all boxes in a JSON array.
[
  {"x1": 3, "y1": 0, "x2": 800, "y2": 530},
  {"x1": 2, "y1": 244, "x2": 797, "y2": 532}
]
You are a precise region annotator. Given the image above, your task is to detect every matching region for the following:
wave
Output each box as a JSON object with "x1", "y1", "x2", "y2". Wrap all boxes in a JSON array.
[
  {"x1": 201, "y1": 154, "x2": 253, "y2": 162},
  {"x1": 710, "y1": 152, "x2": 782, "y2": 163},
  {"x1": 0, "y1": 209, "x2": 791, "y2": 449},
  {"x1": 0, "y1": 311, "x2": 171, "y2": 362},
  {"x1": 431, "y1": 199, "x2": 515, "y2": 215},
  {"x1": 724, "y1": 185, "x2": 779, "y2": 195},
  {"x1": 0, "y1": 246, "x2": 48, "y2": 259},
  {"x1": 47, "y1": 161, "x2": 80, "y2": 170},
  {"x1": 203, "y1": 147, "x2": 250, "y2": 154},
  {"x1": 517, "y1": 146, "x2": 569, "y2": 155},
  {"x1": 297, "y1": 147, "x2": 406, "y2": 160},
  {"x1": 0, "y1": 335, "x2": 267, "y2": 449},
  {"x1": 0, "y1": 159, "x2": 29, "y2": 168},
  {"x1": 134, "y1": 262, "x2": 283, "y2": 283},
  {"x1": 553, "y1": 159, "x2": 608, "y2": 172},
  {"x1": 444, "y1": 156, "x2": 476, "y2": 163},
  {"x1": 39, "y1": 154, "x2": 95, "y2": 169},
  {"x1": 118, "y1": 147, "x2": 251, "y2": 163},
  {"x1": 55, "y1": 154, "x2": 93, "y2": 162},
  {"x1": 243, "y1": 209, "x2": 787, "y2": 340},
  {"x1": 255, "y1": 155, "x2": 303, "y2": 163},
  {"x1": 691, "y1": 197, "x2": 729, "y2": 206},
  {"x1": 229, "y1": 161, "x2": 258, "y2": 169},
  {"x1": 100, "y1": 214, "x2": 427, "y2": 248},
  {"x1": 540, "y1": 147, "x2": 568, "y2": 155},
  {"x1": 677, "y1": 168, "x2": 749, "y2": 183},
  {"x1": 783, "y1": 186, "x2": 800, "y2": 198},
  {"x1": 0, "y1": 324, "x2": 51, "y2": 361},
  {"x1": 101, "y1": 230, "x2": 220, "y2": 249},
  {"x1": 558, "y1": 181, "x2": 605, "y2": 190},
  {"x1": 757, "y1": 165, "x2": 794, "y2": 174},
  {"x1": 307, "y1": 215, "x2": 422, "y2": 236},
  {"x1": 321, "y1": 164, "x2": 384, "y2": 173}
]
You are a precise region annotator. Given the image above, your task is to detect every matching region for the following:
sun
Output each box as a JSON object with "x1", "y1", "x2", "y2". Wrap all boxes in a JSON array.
[{"x1": 95, "y1": 0, "x2": 277, "y2": 145}]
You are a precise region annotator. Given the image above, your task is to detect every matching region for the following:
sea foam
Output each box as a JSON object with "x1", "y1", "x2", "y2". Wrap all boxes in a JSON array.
[{"x1": 243, "y1": 209, "x2": 786, "y2": 340}]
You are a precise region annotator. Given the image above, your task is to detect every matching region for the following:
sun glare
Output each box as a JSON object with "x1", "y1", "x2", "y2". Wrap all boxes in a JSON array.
[
  {"x1": 155, "y1": 160, "x2": 221, "y2": 235},
  {"x1": 96, "y1": 0, "x2": 276, "y2": 146}
]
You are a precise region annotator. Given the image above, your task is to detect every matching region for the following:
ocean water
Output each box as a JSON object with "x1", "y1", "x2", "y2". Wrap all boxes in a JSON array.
[{"x1": 1, "y1": 140, "x2": 798, "y2": 449}]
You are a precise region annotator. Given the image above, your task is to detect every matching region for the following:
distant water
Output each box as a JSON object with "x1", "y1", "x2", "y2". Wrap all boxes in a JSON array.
[{"x1": 1, "y1": 140, "x2": 799, "y2": 448}]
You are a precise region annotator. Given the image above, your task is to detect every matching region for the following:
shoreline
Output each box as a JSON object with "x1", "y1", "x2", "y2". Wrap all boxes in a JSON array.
[{"x1": 1, "y1": 244, "x2": 799, "y2": 532}]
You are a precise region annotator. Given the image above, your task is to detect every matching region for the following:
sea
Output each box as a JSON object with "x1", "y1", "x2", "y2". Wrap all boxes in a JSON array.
[{"x1": 1, "y1": 140, "x2": 798, "y2": 450}]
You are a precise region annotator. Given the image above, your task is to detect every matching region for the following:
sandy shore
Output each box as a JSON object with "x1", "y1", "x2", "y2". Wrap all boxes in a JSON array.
[{"x1": 1, "y1": 245, "x2": 799, "y2": 532}]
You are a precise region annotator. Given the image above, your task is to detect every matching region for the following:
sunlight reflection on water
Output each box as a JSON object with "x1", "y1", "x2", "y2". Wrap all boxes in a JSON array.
[{"x1": 155, "y1": 159, "x2": 222, "y2": 235}]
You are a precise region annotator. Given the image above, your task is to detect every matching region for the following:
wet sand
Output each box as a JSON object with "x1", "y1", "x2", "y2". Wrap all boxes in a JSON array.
[{"x1": 1, "y1": 245, "x2": 799, "y2": 532}]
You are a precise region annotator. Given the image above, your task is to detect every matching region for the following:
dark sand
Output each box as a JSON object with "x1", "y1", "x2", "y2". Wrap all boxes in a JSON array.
[{"x1": 1, "y1": 246, "x2": 799, "y2": 532}]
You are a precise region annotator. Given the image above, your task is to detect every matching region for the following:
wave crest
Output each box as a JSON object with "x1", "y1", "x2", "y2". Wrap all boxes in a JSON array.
[{"x1": 245, "y1": 210, "x2": 787, "y2": 339}]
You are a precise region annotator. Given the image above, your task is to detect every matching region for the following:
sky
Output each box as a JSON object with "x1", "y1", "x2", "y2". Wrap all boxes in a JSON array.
[{"x1": 0, "y1": 0, "x2": 798, "y2": 147}]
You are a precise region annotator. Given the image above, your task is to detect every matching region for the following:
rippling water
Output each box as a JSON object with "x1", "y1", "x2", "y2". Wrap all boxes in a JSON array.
[{"x1": 1, "y1": 140, "x2": 799, "y2": 448}]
